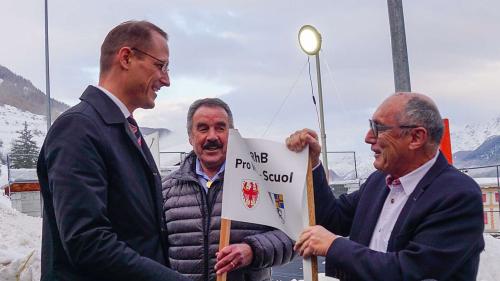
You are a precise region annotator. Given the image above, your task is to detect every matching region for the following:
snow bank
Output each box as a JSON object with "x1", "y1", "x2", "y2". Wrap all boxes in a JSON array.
[
  {"x1": 8, "y1": 169, "x2": 38, "y2": 183},
  {"x1": 478, "y1": 234, "x2": 500, "y2": 281},
  {"x1": 0, "y1": 164, "x2": 7, "y2": 188},
  {"x1": 0, "y1": 195, "x2": 41, "y2": 281}
]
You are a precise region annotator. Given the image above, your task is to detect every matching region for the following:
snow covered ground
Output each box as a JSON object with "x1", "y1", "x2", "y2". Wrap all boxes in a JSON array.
[
  {"x1": 0, "y1": 105, "x2": 47, "y2": 157},
  {"x1": 0, "y1": 195, "x2": 41, "y2": 281},
  {"x1": 0, "y1": 164, "x2": 7, "y2": 188},
  {"x1": 0, "y1": 195, "x2": 499, "y2": 281}
]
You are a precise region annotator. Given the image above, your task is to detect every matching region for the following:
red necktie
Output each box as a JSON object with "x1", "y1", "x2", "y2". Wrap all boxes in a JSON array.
[{"x1": 127, "y1": 116, "x2": 143, "y2": 146}]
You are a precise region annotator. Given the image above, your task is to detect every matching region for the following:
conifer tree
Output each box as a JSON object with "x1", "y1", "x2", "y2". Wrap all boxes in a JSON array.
[{"x1": 9, "y1": 121, "x2": 39, "y2": 169}]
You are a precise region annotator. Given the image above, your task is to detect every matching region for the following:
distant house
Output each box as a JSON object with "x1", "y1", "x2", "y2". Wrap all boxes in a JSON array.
[
  {"x1": 481, "y1": 185, "x2": 500, "y2": 233},
  {"x1": 4, "y1": 168, "x2": 41, "y2": 217},
  {"x1": 472, "y1": 177, "x2": 500, "y2": 232}
]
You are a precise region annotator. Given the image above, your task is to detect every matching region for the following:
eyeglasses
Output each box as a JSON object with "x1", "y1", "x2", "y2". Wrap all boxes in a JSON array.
[
  {"x1": 369, "y1": 119, "x2": 419, "y2": 138},
  {"x1": 131, "y1": 47, "x2": 169, "y2": 74}
]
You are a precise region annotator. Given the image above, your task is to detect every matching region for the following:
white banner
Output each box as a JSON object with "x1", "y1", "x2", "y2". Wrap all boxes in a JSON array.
[{"x1": 221, "y1": 129, "x2": 308, "y2": 240}]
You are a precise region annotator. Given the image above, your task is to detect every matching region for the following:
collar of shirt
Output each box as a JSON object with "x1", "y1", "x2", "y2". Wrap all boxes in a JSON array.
[
  {"x1": 95, "y1": 85, "x2": 131, "y2": 118},
  {"x1": 195, "y1": 158, "x2": 225, "y2": 186},
  {"x1": 389, "y1": 150, "x2": 440, "y2": 195}
]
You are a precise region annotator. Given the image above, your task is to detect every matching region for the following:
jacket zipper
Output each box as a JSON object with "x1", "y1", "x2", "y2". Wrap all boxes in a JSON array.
[
  {"x1": 196, "y1": 178, "x2": 223, "y2": 281},
  {"x1": 205, "y1": 181, "x2": 222, "y2": 281},
  {"x1": 198, "y1": 183, "x2": 210, "y2": 281}
]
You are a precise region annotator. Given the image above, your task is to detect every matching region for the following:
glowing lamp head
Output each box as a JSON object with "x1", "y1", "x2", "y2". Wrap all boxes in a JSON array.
[{"x1": 298, "y1": 25, "x2": 322, "y2": 55}]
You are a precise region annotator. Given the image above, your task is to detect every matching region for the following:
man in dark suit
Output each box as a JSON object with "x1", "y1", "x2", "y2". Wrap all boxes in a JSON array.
[
  {"x1": 287, "y1": 92, "x2": 484, "y2": 280},
  {"x1": 37, "y1": 21, "x2": 190, "y2": 281}
]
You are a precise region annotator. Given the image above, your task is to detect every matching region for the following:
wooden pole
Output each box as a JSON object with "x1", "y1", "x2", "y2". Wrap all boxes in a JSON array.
[
  {"x1": 217, "y1": 218, "x2": 232, "y2": 281},
  {"x1": 303, "y1": 158, "x2": 318, "y2": 281}
]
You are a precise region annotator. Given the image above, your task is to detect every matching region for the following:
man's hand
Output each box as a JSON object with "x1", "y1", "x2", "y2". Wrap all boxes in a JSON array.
[
  {"x1": 286, "y1": 128, "x2": 321, "y2": 168},
  {"x1": 294, "y1": 225, "x2": 337, "y2": 258},
  {"x1": 215, "y1": 243, "x2": 253, "y2": 275}
]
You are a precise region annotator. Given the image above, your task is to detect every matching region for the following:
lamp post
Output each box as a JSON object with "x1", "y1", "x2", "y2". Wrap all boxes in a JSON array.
[
  {"x1": 45, "y1": 0, "x2": 51, "y2": 132},
  {"x1": 298, "y1": 25, "x2": 329, "y2": 179}
]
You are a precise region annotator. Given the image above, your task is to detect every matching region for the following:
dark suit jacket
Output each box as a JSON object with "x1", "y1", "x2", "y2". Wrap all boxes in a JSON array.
[
  {"x1": 313, "y1": 152, "x2": 484, "y2": 281},
  {"x1": 37, "y1": 86, "x2": 189, "y2": 281}
]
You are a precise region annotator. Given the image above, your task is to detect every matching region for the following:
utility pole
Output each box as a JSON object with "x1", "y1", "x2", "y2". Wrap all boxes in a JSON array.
[
  {"x1": 45, "y1": 0, "x2": 51, "y2": 131},
  {"x1": 42, "y1": 0, "x2": 51, "y2": 218},
  {"x1": 387, "y1": 0, "x2": 411, "y2": 92}
]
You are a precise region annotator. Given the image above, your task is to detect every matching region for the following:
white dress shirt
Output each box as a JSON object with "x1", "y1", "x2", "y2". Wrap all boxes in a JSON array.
[
  {"x1": 95, "y1": 85, "x2": 131, "y2": 118},
  {"x1": 369, "y1": 151, "x2": 439, "y2": 252}
]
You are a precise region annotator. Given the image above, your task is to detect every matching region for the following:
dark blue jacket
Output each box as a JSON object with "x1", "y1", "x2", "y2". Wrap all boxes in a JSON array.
[
  {"x1": 37, "y1": 86, "x2": 190, "y2": 281},
  {"x1": 313, "y1": 152, "x2": 484, "y2": 281}
]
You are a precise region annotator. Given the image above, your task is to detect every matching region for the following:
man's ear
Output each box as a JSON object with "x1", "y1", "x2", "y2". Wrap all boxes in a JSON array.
[
  {"x1": 408, "y1": 127, "x2": 428, "y2": 150},
  {"x1": 188, "y1": 134, "x2": 193, "y2": 146},
  {"x1": 117, "y1": 47, "x2": 132, "y2": 70}
]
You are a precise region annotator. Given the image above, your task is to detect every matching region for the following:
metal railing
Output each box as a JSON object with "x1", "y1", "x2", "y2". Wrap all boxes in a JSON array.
[
  {"x1": 159, "y1": 151, "x2": 189, "y2": 166},
  {"x1": 458, "y1": 164, "x2": 500, "y2": 188},
  {"x1": 459, "y1": 164, "x2": 500, "y2": 234},
  {"x1": 326, "y1": 151, "x2": 358, "y2": 179},
  {"x1": 158, "y1": 151, "x2": 359, "y2": 179}
]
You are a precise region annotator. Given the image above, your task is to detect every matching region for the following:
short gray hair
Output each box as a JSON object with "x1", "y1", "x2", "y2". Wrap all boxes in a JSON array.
[
  {"x1": 187, "y1": 98, "x2": 234, "y2": 136},
  {"x1": 399, "y1": 95, "x2": 444, "y2": 145}
]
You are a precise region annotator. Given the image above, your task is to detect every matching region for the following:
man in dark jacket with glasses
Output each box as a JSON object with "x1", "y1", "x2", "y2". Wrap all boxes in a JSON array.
[{"x1": 288, "y1": 92, "x2": 484, "y2": 281}]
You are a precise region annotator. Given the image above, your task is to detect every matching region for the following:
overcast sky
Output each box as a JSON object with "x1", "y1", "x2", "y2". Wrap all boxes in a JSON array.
[{"x1": 1, "y1": 0, "x2": 499, "y2": 161}]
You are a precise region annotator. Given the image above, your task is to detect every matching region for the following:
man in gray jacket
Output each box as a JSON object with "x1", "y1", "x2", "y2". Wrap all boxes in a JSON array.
[{"x1": 162, "y1": 98, "x2": 295, "y2": 281}]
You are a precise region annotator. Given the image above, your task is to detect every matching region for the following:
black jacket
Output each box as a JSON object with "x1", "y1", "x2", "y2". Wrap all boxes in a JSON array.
[{"x1": 37, "y1": 86, "x2": 190, "y2": 281}]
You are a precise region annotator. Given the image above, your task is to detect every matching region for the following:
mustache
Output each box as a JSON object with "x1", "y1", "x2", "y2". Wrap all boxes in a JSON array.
[{"x1": 202, "y1": 140, "x2": 223, "y2": 150}]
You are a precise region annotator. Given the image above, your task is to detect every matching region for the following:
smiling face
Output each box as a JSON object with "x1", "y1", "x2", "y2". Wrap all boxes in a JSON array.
[
  {"x1": 127, "y1": 31, "x2": 170, "y2": 111},
  {"x1": 189, "y1": 105, "x2": 230, "y2": 175},
  {"x1": 364, "y1": 95, "x2": 413, "y2": 177}
]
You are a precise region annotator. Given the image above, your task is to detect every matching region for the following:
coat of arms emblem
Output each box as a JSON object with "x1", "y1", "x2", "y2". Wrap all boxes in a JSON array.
[
  {"x1": 241, "y1": 180, "x2": 259, "y2": 209},
  {"x1": 268, "y1": 192, "x2": 286, "y2": 224}
]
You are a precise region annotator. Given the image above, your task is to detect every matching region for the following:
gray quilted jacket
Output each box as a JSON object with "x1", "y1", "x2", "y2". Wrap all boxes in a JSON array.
[{"x1": 162, "y1": 152, "x2": 295, "y2": 281}]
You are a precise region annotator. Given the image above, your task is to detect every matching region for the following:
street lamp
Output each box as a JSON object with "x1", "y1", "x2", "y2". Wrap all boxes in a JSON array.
[{"x1": 298, "y1": 25, "x2": 329, "y2": 180}]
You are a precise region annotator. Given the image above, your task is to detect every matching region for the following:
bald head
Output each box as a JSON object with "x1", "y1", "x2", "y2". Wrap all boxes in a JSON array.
[{"x1": 385, "y1": 92, "x2": 444, "y2": 147}]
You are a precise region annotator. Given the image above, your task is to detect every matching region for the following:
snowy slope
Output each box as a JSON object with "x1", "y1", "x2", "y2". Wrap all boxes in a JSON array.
[
  {"x1": 0, "y1": 105, "x2": 47, "y2": 156},
  {"x1": 0, "y1": 195, "x2": 41, "y2": 281},
  {"x1": 451, "y1": 116, "x2": 500, "y2": 152},
  {"x1": 353, "y1": 115, "x2": 500, "y2": 178}
]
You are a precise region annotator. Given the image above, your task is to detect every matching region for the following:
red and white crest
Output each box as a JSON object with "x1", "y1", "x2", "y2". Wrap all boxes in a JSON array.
[{"x1": 241, "y1": 180, "x2": 259, "y2": 209}]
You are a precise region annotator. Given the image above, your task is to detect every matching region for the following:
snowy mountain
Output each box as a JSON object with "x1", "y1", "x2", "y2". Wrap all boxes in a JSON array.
[
  {"x1": 453, "y1": 135, "x2": 500, "y2": 177},
  {"x1": 0, "y1": 64, "x2": 69, "y2": 119},
  {"x1": 451, "y1": 116, "x2": 500, "y2": 152},
  {"x1": 454, "y1": 135, "x2": 500, "y2": 166},
  {"x1": 0, "y1": 104, "x2": 176, "y2": 188},
  {"x1": 0, "y1": 64, "x2": 174, "y2": 166},
  {"x1": 333, "y1": 116, "x2": 500, "y2": 179},
  {"x1": 0, "y1": 104, "x2": 175, "y2": 163}
]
